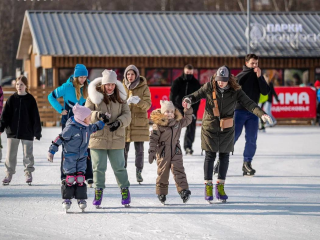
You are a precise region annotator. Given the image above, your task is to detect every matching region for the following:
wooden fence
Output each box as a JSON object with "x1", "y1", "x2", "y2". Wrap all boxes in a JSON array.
[{"x1": 3, "y1": 87, "x2": 62, "y2": 127}]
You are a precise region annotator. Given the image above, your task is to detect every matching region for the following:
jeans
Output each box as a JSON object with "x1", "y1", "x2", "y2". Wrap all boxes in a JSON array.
[
  {"x1": 184, "y1": 116, "x2": 197, "y2": 151},
  {"x1": 124, "y1": 142, "x2": 144, "y2": 170},
  {"x1": 234, "y1": 109, "x2": 259, "y2": 162},
  {"x1": 204, "y1": 151, "x2": 229, "y2": 180}
]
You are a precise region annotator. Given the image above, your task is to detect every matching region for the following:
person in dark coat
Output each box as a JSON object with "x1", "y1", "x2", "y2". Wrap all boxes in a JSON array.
[
  {"x1": 234, "y1": 54, "x2": 270, "y2": 176},
  {"x1": 170, "y1": 64, "x2": 201, "y2": 155},
  {"x1": 184, "y1": 66, "x2": 272, "y2": 202}
]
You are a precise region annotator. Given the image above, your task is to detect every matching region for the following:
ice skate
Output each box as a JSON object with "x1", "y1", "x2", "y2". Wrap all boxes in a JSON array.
[
  {"x1": 77, "y1": 199, "x2": 87, "y2": 212},
  {"x1": 185, "y1": 148, "x2": 193, "y2": 156},
  {"x1": 86, "y1": 179, "x2": 93, "y2": 188},
  {"x1": 242, "y1": 162, "x2": 256, "y2": 176},
  {"x1": 215, "y1": 181, "x2": 228, "y2": 203},
  {"x1": 93, "y1": 188, "x2": 103, "y2": 209},
  {"x1": 158, "y1": 194, "x2": 166, "y2": 205},
  {"x1": 121, "y1": 187, "x2": 131, "y2": 207},
  {"x1": 179, "y1": 189, "x2": 191, "y2": 203},
  {"x1": 2, "y1": 173, "x2": 12, "y2": 186},
  {"x1": 62, "y1": 199, "x2": 72, "y2": 213},
  {"x1": 213, "y1": 161, "x2": 219, "y2": 175},
  {"x1": 205, "y1": 182, "x2": 214, "y2": 203},
  {"x1": 25, "y1": 172, "x2": 32, "y2": 186},
  {"x1": 136, "y1": 169, "x2": 143, "y2": 184}
]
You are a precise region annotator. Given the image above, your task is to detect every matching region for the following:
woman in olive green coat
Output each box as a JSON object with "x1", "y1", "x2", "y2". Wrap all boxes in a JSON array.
[
  {"x1": 123, "y1": 65, "x2": 151, "y2": 184},
  {"x1": 184, "y1": 65, "x2": 272, "y2": 203}
]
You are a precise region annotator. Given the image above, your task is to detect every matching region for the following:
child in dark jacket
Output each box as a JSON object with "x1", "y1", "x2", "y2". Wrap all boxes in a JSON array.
[
  {"x1": 149, "y1": 100, "x2": 193, "y2": 204},
  {"x1": 1, "y1": 76, "x2": 41, "y2": 186},
  {"x1": 47, "y1": 103, "x2": 109, "y2": 212}
]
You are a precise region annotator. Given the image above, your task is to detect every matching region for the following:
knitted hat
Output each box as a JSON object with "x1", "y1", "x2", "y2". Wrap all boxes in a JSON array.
[
  {"x1": 314, "y1": 80, "x2": 320, "y2": 88},
  {"x1": 124, "y1": 65, "x2": 140, "y2": 90},
  {"x1": 102, "y1": 70, "x2": 117, "y2": 85},
  {"x1": 74, "y1": 64, "x2": 88, "y2": 78},
  {"x1": 160, "y1": 100, "x2": 175, "y2": 114},
  {"x1": 73, "y1": 103, "x2": 91, "y2": 126}
]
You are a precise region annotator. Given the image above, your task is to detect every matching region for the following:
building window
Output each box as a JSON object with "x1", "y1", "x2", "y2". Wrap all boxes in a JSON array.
[
  {"x1": 58, "y1": 68, "x2": 73, "y2": 86},
  {"x1": 262, "y1": 69, "x2": 283, "y2": 86},
  {"x1": 284, "y1": 69, "x2": 309, "y2": 86}
]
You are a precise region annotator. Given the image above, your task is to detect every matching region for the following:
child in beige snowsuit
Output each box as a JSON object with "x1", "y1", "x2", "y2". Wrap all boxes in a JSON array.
[{"x1": 149, "y1": 100, "x2": 193, "y2": 204}]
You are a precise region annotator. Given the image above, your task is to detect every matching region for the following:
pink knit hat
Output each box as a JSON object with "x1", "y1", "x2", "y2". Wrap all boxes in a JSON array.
[{"x1": 73, "y1": 103, "x2": 92, "y2": 126}]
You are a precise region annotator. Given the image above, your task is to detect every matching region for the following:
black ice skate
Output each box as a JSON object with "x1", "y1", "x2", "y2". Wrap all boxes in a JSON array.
[
  {"x1": 179, "y1": 189, "x2": 191, "y2": 203},
  {"x1": 242, "y1": 162, "x2": 256, "y2": 176},
  {"x1": 136, "y1": 169, "x2": 143, "y2": 184},
  {"x1": 158, "y1": 194, "x2": 166, "y2": 205},
  {"x1": 185, "y1": 148, "x2": 193, "y2": 155}
]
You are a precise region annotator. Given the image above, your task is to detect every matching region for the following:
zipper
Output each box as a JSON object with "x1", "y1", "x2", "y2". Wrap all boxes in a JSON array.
[
  {"x1": 16, "y1": 98, "x2": 22, "y2": 138},
  {"x1": 170, "y1": 127, "x2": 173, "y2": 158},
  {"x1": 185, "y1": 82, "x2": 189, "y2": 96},
  {"x1": 79, "y1": 127, "x2": 84, "y2": 159},
  {"x1": 219, "y1": 93, "x2": 224, "y2": 131}
]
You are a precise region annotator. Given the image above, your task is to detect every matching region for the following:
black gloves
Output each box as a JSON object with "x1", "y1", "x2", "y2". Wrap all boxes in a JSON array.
[
  {"x1": 99, "y1": 113, "x2": 110, "y2": 123},
  {"x1": 107, "y1": 120, "x2": 120, "y2": 132}
]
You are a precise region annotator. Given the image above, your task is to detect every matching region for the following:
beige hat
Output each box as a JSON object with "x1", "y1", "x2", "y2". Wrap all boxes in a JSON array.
[
  {"x1": 160, "y1": 100, "x2": 175, "y2": 113},
  {"x1": 102, "y1": 69, "x2": 117, "y2": 85}
]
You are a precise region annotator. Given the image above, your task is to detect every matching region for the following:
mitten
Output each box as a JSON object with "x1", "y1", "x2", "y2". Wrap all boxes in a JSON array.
[
  {"x1": 148, "y1": 150, "x2": 156, "y2": 164},
  {"x1": 107, "y1": 120, "x2": 120, "y2": 132},
  {"x1": 47, "y1": 152, "x2": 54, "y2": 162},
  {"x1": 131, "y1": 96, "x2": 141, "y2": 104},
  {"x1": 182, "y1": 98, "x2": 191, "y2": 109},
  {"x1": 261, "y1": 114, "x2": 273, "y2": 125},
  {"x1": 99, "y1": 112, "x2": 110, "y2": 123}
]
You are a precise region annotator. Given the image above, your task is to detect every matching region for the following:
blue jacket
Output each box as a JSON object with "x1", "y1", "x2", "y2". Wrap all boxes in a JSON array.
[
  {"x1": 317, "y1": 89, "x2": 320, "y2": 102},
  {"x1": 49, "y1": 117, "x2": 104, "y2": 160},
  {"x1": 48, "y1": 76, "x2": 89, "y2": 124}
]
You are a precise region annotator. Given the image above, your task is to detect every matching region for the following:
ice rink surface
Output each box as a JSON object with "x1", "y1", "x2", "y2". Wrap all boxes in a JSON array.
[{"x1": 0, "y1": 126, "x2": 319, "y2": 240}]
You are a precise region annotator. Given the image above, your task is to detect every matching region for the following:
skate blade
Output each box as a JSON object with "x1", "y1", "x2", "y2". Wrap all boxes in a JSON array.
[
  {"x1": 27, "y1": 182, "x2": 32, "y2": 186},
  {"x1": 138, "y1": 182, "x2": 142, "y2": 185},
  {"x1": 95, "y1": 205, "x2": 101, "y2": 209},
  {"x1": 215, "y1": 199, "x2": 227, "y2": 204},
  {"x1": 124, "y1": 204, "x2": 130, "y2": 208},
  {"x1": 206, "y1": 200, "x2": 214, "y2": 204},
  {"x1": 160, "y1": 201, "x2": 166, "y2": 205},
  {"x1": 2, "y1": 182, "x2": 10, "y2": 186}
]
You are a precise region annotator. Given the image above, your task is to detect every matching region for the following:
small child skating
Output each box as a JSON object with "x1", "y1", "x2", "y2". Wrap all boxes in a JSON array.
[
  {"x1": 149, "y1": 100, "x2": 193, "y2": 204},
  {"x1": 47, "y1": 103, "x2": 109, "y2": 212}
]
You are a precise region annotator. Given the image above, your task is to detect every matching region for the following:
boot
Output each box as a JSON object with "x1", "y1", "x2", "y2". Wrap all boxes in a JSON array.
[
  {"x1": 242, "y1": 161, "x2": 256, "y2": 176},
  {"x1": 121, "y1": 187, "x2": 131, "y2": 206},
  {"x1": 93, "y1": 188, "x2": 103, "y2": 208},
  {"x1": 215, "y1": 180, "x2": 228, "y2": 202},
  {"x1": 25, "y1": 172, "x2": 32, "y2": 185},
  {"x1": 136, "y1": 169, "x2": 143, "y2": 183},
  {"x1": 2, "y1": 173, "x2": 12, "y2": 185},
  {"x1": 158, "y1": 194, "x2": 166, "y2": 204},
  {"x1": 204, "y1": 181, "x2": 213, "y2": 201},
  {"x1": 179, "y1": 189, "x2": 191, "y2": 203}
]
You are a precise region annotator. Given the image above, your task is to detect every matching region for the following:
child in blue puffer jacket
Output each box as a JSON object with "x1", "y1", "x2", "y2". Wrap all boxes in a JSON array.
[{"x1": 47, "y1": 103, "x2": 110, "y2": 212}]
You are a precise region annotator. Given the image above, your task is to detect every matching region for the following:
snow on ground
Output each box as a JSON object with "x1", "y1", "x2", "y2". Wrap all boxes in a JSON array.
[{"x1": 0, "y1": 126, "x2": 319, "y2": 240}]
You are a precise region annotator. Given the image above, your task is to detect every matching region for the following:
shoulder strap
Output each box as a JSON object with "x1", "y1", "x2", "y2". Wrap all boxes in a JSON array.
[{"x1": 211, "y1": 78, "x2": 220, "y2": 117}]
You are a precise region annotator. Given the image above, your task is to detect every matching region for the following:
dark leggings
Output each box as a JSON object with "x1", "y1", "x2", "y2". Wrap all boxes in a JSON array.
[
  {"x1": 60, "y1": 124, "x2": 93, "y2": 180},
  {"x1": 204, "y1": 151, "x2": 230, "y2": 180}
]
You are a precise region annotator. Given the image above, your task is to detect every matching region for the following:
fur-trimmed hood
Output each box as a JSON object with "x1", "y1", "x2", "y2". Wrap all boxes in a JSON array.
[
  {"x1": 150, "y1": 108, "x2": 183, "y2": 126},
  {"x1": 88, "y1": 77, "x2": 127, "y2": 105}
]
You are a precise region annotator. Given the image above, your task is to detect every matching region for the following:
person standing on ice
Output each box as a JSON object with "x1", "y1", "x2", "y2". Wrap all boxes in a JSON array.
[
  {"x1": 122, "y1": 65, "x2": 151, "y2": 184},
  {"x1": 48, "y1": 64, "x2": 94, "y2": 187},
  {"x1": 170, "y1": 64, "x2": 201, "y2": 155},
  {"x1": 149, "y1": 100, "x2": 193, "y2": 204},
  {"x1": 0, "y1": 85, "x2": 3, "y2": 162},
  {"x1": 47, "y1": 103, "x2": 109, "y2": 212},
  {"x1": 233, "y1": 54, "x2": 270, "y2": 176},
  {"x1": 183, "y1": 66, "x2": 273, "y2": 203},
  {"x1": 85, "y1": 69, "x2": 132, "y2": 208},
  {"x1": 1, "y1": 76, "x2": 42, "y2": 186}
]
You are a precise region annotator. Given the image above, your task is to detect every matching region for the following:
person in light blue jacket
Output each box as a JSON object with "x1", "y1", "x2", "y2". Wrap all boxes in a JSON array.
[
  {"x1": 47, "y1": 103, "x2": 109, "y2": 211},
  {"x1": 48, "y1": 64, "x2": 93, "y2": 185}
]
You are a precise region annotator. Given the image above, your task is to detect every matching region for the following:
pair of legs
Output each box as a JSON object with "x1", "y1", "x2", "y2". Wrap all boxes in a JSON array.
[
  {"x1": 124, "y1": 142, "x2": 144, "y2": 170},
  {"x1": 4, "y1": 138, "x2": 34, "y2": 175},
  {"x1": 184, "y1": 115, "x2": 197, "y2": 153},
  {"x1": 91, "y1": 149, "x2": 130, "y2": 190},
  {"x1": 204, "y1": 151, "x2": 229, "y2": 181}
]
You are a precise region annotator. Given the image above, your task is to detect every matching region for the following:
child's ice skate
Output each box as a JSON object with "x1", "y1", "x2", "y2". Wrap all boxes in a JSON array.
[
  {"x1": 2, "y1": 173, "x2": 12, "y2": 186},
  {"x1": 179, "y1": 189, "x2": 191, "y2": 203},
  {"x1": 136, "y1": 169, "x2": 143, "y2": 184},
  {"x1": 62, "y1": 199, "x2": 72, "y2": 213},
  {"x1": 205, "y1": 182, "x2": 214, "y2": 203},
  {"x1": 93, "y1": 188, "x2": 103, "y2": 209},
  {"x1": 77, "y1": 199, "x2": 87, "y2": 212},
  {"x1": 215, "y1": 181, "x2": 228, "y2": 203},
  {"x1": 25, "y1": 172, "x2": 32, "y2": 186},
  {"x1": 121, "y1": 187, "x2": 131, "y2": 207},
  {"x1": 158, "y1": 194, "x2": 166, "y2": 205}
]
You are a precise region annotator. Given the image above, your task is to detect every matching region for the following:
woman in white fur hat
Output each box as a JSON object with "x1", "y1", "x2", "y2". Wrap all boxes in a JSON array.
[{"x1": 85, "y1": 70, "x2": 132, "y2": 208}]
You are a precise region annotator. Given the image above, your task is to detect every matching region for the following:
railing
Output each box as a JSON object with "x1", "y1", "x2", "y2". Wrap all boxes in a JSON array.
[{"x1": 3, "y1": 87, "x2": 63, "y2": 126}]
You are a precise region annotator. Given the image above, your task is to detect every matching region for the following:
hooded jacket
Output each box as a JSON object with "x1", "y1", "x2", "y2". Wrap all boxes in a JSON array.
[
  {"x1": 85, "y1": 77, "x2": 131, "y2": 149},
  {"x1": 236, "y1": 66, "x2": 270, "y2": 110},
  {"x1": 170, "y1": 74, "x2": 201, "y2": 114},
  {"x1": 48, "y1": 75, "x2": 89, "y2": 124},
  {"x1": 0, "y1": 92, "x2": 41, "y2": 141}
]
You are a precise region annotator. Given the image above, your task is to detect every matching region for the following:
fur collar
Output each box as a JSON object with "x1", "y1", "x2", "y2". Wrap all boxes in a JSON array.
[
  {"x1": 150, "y1": 108, "x2": 183, "y2": 126},
  {"x1": 88, "y1": 77, "x2": 127, "y2": 105}
]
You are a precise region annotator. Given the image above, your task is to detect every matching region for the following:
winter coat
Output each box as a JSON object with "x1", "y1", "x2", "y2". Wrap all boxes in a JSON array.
[
  {"x1": 267, "y1": 82, "x2": 279, "y2": 103},
  {"x1": 49, "y1": 116, "x2": 105, "y2": 159},
  {"x1": 149, "y1": 107, "x2": 193, "y2": 161},
  {"x1": 85, "y1": 77, "x2": 131, "y2": 150},
  {"x1": 123, "y1": 76, "x2": 151, "y2": 142},
  {"x1": 0, "y1": 86, "x2": 3, "y2": 116},
  {"x1": 186, "y1": 80, "x2": 265, "y2": 153},
  {"x1": 48, "y1": 75, "x2": 89, "y2": 125},
  {"x1": 170, "y1": 74, "x2": 201, "y2": 114},
  {"x1": 236, "y1": 66, "x2": 270, "y2": 110},
  {"x1": 0, "y1": 92, "x2": 42, "y2": 141}
]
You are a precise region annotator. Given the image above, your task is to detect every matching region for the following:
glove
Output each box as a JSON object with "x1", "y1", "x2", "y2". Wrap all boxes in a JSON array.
[
  {"x1": 127, "y1": 96, "x2": 140, "y2": 104},
  {"x1": 261, "y1": 114, "x2": 273, "y2": 125},
  {"x1": 182, "y1": 98, "x2": 191, "y2": 109},
  {"x1": 98, "y1": 112, "x2": 110, "y2": 123},
  {"x1": 149, "y1": 150, "x2": 156, "y2": 164},
  {"x1": 107, "y1": 120, "x2": 120, "y2": 132},
  {"x1": 47, "y1": 152, "x2": 54, "y2": 162}
]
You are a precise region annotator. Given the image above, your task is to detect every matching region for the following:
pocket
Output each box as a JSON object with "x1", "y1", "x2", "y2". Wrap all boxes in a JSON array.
[
  {"x1": 157, "y1": 146, "x2": 165, "y2": 159},
  {"x1": 133, "y1": 113, "x2": 148, "y2": 127},
  {"x1": 175, "y1": 146, "x2": 182, "y2": 155},
  {"x1": 114, "y1": 128, "x2": 125, "y2": 138}
]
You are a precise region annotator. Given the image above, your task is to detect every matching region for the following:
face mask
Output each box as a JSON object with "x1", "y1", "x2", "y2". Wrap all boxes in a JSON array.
[{"x1": 185, "y1": 74, "x2": 193, "y2": 81}]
